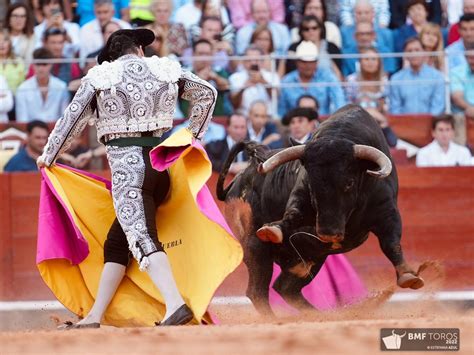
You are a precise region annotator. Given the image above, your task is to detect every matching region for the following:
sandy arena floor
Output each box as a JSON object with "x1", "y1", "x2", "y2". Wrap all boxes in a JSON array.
[{"x1": 1, "y1": 296, "x2": 473, "y2": 355}]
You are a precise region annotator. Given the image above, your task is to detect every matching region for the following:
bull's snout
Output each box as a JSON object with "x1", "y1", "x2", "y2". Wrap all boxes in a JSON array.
[
  {"x1": 316, "y1": 224, "x2": 344, "y2": 250},
  {"x1": 316, "y1": 233, "x2": 344, "y2": 243}
]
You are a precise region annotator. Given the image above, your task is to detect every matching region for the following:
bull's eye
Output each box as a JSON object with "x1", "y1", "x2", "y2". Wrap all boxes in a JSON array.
[{"x1": 344, "y1": 179, "x2": 355, "y2": 192}]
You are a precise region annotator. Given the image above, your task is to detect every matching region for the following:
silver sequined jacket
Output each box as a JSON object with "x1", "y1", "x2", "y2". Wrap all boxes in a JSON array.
[{"x1": 40, "y1": 54, "x2": 217, "y2": 166}]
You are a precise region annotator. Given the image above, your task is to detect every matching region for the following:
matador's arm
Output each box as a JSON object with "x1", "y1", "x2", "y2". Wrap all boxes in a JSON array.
[
  {"x1": 178, "y1": 69, "x2": 217, "y2": 140},
  {"x1": 39, "y1": 79, "x2": 96, "y2": 166}
]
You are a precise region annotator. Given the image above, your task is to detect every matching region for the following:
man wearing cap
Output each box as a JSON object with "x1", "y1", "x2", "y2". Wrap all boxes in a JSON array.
[
  {"x1": 37, "y1": 28, "x2": 217, "y2": 328},
  {"x1": 281, "y1": 107, "x2": 319, "y2": 146},
  {"x1": 279, "y1": 41, "x2": 346, "y2": 117}
]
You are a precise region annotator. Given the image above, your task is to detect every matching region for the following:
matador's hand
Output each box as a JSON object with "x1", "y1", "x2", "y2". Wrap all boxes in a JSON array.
[{"x1": 36, "y1": 156, "x2": 48, "y2": 169}]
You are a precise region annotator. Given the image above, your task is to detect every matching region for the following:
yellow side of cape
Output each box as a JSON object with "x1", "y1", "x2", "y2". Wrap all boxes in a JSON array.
[{"x1": 37, "y1": 129, "x2": 243, "y2": 326}]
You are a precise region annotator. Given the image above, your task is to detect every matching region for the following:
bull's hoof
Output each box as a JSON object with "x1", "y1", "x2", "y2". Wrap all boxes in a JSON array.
[
  {"x1": 256, "y1": 225, "x2": 283, "y2": 243},
  {"x1": 397, "y1": 273, "x2": 425, "y2": 289}
]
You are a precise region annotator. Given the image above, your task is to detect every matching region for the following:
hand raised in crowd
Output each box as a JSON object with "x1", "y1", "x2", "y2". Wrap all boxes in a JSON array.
[
  {"x1": 196, "y1": 66, "x2": 214, "y2": 82},
  {"x1": 262, "y1": 133, "x2": 282, "y2": 146},
  {"x1": 214, "y1": 40, "x2": 233, "y2": 55},
  {"x1": 36, "y1": 156, "x2": 47, "y2": 169},
  {"x1": 465, "y1": 106, "x2": 474, "y2": 119},
  {"x1": 247, "y1": 67, "x2": 267, "y2": 86},
  {"x1": 75, "y1": 150, "x2": 94, "y2": 169}
]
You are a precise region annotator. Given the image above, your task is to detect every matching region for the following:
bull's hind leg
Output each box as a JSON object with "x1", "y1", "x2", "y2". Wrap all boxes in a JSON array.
[
  {"x1": 245, "y1": 238, "x2": 275, "y2": 316},
  {"x1": 373, "y1": 208, "x2": 424, "y2": 290},
  {"x1": 273, "y1": 258, "x2": 326, "y2": 311}
]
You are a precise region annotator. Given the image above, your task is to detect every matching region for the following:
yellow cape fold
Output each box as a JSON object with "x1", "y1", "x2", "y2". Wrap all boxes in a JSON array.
[{"x1": 37, "y1": 129, "x2": 243, "y2": 326}]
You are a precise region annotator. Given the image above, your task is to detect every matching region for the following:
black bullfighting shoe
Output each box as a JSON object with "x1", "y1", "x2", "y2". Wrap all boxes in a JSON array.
[
  {"x1": 155, "y1": 304, "x2": 194, "y2": 326},
  {"x1": 256, "y1": 225, "x2": 283, "y2": 243}
]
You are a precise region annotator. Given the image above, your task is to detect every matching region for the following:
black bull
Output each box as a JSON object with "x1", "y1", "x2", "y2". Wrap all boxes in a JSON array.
[{"x1": 216, "y1": 105, "x2": 424, "y2": 315}]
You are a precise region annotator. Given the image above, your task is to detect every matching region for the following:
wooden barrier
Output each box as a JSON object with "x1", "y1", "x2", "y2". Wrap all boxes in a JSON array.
[{"x1": 0, "y1": 166, "x2": 473, "y2": 300}]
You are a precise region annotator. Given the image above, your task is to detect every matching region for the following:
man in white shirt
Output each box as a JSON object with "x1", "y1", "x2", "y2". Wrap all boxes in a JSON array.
[
  {"x1": 229, "y1": 45, "x2": 280, "y2": 116},
  {"x1": 416, "y1": 114, "x2": 472, "y2": 167},
  {"x1": 79, "y1": 0, "x2": 131, "y2": 61},
  {"x1": 15, "y1": 48, "x2": 70, "y2": 122}
]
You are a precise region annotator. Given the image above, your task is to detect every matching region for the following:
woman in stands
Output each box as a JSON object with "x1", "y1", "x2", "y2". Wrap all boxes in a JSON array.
[
  {"x1": 0, "y1": 29, "x2": 26, "y2": 95},
  {"x1": 146, "y1": 0, "x2": 188, "y2": 57},
  {"x1": 249, "y1": 25, "x2": 286, "y2": 78},
  {"x1": 5, "y1": 2, "x2": 37, "y2": 62},
  {"x1": 345, "y1": 46, "x2": 397, "y2": 147},
  {"x1": 419, "y1": 22, "x2": 445, "y2": 71},
  {"x1": 286, "y1": 15, "x2": 342, "y2": 79}
]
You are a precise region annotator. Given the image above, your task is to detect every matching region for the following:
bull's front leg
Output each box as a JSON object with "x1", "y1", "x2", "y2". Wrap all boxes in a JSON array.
[
  {"x1": 245, "y1": 237, "x2": 275, "y2": 316},
  {"x1": 273, "y1": 257, "x2": 326, "y2": 311},
  {"x1": 373, "y1": 207, "x2": 424, "y2": 290},
  {"x1": 256, "y1": 173, "x2": 315, "y2": 244}
]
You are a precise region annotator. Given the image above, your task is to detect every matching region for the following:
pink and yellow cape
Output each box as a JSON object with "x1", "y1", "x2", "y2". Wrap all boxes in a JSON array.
[{"x1": 36, "y1": 129, "x2": 243, "y2": 326}]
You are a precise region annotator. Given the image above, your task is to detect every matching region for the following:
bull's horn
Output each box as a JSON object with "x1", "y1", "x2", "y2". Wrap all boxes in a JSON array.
[
  {"x1": 353, "y1": 145, "x2": 392, "y2": 178},
  {"x1": 257, "y1": 145, "x2": 305, "y2": 174}
]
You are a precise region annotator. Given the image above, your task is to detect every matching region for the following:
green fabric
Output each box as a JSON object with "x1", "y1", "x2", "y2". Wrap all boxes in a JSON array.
[{"x1": 106, "y1": 136, "x2": 163, "y2": 147}]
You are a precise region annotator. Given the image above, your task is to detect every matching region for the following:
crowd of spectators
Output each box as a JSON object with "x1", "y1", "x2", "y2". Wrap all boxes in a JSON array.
[{"x1": 0, "y1": 0, "x2": 473, "y2": 171}]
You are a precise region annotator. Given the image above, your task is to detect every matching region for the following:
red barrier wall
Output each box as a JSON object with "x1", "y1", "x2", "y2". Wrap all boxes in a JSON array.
[{"x1": 0, "y1": 167, "x2": 473, "y2": 300}]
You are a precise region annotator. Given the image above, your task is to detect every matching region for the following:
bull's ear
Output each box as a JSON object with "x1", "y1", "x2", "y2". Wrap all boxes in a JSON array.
[{"x1": 289, "y1": 137, "x2": 303, "y2": 146}]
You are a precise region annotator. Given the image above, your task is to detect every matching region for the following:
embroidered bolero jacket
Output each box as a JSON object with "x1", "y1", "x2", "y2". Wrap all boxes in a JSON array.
[{"x1": 41, "y1": 54, "x2": 217, "y2": 166}]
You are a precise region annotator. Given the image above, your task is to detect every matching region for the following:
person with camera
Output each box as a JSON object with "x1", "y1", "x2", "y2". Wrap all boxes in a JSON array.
[
  {"x1": 33, "y1": 0, "x2": 80, "y2": 58},
  {"x1": 229, "y1": 45, "x2": 280, "y2": 116}
]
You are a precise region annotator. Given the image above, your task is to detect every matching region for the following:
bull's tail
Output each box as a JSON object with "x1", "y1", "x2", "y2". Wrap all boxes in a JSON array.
[
  {"x1": 216, "y1": 141, "x2": 247, "y2": 201},
  {"x1": 216, "y1": 141, "x2": 268, "y2": 201}
]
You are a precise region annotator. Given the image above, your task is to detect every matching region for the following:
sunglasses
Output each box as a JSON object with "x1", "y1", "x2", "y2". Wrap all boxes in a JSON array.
[
  {"x1": 34, "y1": 63, "x2": 50, "y2": 66},
  {"x1": 302, "y1": 26, "x2": 319, "y2": 32}
]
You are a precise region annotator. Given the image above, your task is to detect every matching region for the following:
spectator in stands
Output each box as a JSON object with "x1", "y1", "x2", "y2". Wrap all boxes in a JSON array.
[
  {"x1": 229, "y1": 45, "x2": 280, "y2": 115},
  {"x1": 76, "y1": 0, "x2": 130, "y2": 26},
  {"x1": 297, "y1": 93, "x2": 319, "y2": 110},
  {"x1": 340, "y1": 0, "x2": 391, "y2": 28},
  {"x1": 416, "y1": 114, "x2": 472, "y2": 166},
  {"x1": 16, "y1": 48, "x2": 69, "y2": 122},
  {"x1": 450, "y1": 41, "x2": 474, "y2": 145},
  {"x1": 246, "y1": 100, "x2": 283, "y2": 148},
  {"x1": 279, "y1": 40, "x2": 346, "y2": 116},
  {"x1": 0, "y1": 75, "x2": 14, "y2": 123},
  {"x1": 281, "y1": 106, "x2": 318, "y2": 146},
  {"x1": 27, "y1": 27, "x2": 82, "y2": 85},
  {"x1": 394, "y1": 0, "x2": 431, "y2": 53},
  {"x1": 5, "y1": 2, "x2": 36, "y2": 62},
  {"x1": 3, "y1": 120, "x2": 49, "y2": 172},
  {"x1": 34, "y1": 0, "x2": 80, "y2": 58},
  {"x1": 342, "y1": 21, "x2": 396, "y2": 76},
  {"x1": 389, "y1": 0, "x2": 442, "y2": 29},
  {"x1": 340, "y1": 0, "x2": 393, "y2": 51},
  {"x1": 181, "y1": 39, "x2": 231, "y2": 116},
  {"x1": 286, "y1": 15, "x2": 342, "y2": 79},
  {"x1": 250, "y1": 24, "x2": 286, "y2": 77},
  {"x1": 419, "y1": 22, "x2": 445, "y2": 71},
  {"x1": 205, "y1": 113, "x2": 249, "y2": 174},
  {"x1": 448, "y1": 0, "x2": 474, "y2": 45},
  {"x1": 86, "y1": 20, "x2": 122, "y2": 59},
  {"x1": 291, "y1": 0, "x2": 341, "y2": 48},
  {"x1": 235, "y1": 0, "x2": 291, "y2": 55},
  {"x1": 228, "y1": 0, "x2": 284, "y2": 29},
  {"x1": 130, "y1": 0, "x2": 154, "y2": 27},
  {"x1": 190, "y1": 0, "x2": 235, "y2": 44},
  {"x1": 183, "y1": 16, "x2": 233, "y2": 70},
  {"x1": 79, "y1": 0, "x2": 131, "y2": 60},
  {"x1": 0, "y1": 29, "x2": 26, "y2": 94},
  {"x1": 146, "y1": 0, "x2": 187, "y2": 57},
  {"x1": 175, "y1": 0, "x2": 231, "y2": 32},
  {"x1": 446, "y1": 13, "x2": 474, "y2": 69},
  {"x1": 389, "y1": 37, "x2": 445, "y2": 115},
  {"x1": 345, "y1": 46, "x2": 388, "y2": 111}
]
